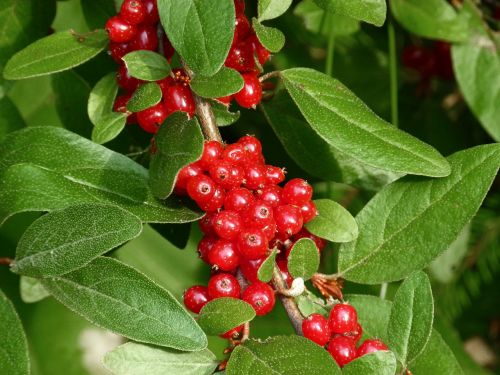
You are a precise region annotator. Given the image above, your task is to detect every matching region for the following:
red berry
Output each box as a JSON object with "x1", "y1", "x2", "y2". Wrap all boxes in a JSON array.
[
  {"x1": 276, "y1": 258, "x2": 293, "y2": 288},
  {"x1": 225, "y1": 42, "x2": 255, "y2": 72},
  {"x1": 223, "y1": 143, "x2": 248, "y2": 165},
  {"x1": 136, "y1": 102, "x2": 167, "y2": 133},
  {"x1": 164, "y1": 83, "x2": 196, "y2": 117},
  {"x1": 220, "y1": 324, "x2": 244, "y2": 339},
  {"x1": 142, "y1": 0, "x2": 160, "y2": 24},
  {"x1": 256, "y1": 185, "x2": 282, "y2": 208},
  {"x1": 234, "y1": 0, "x2": 245, "y2": 14},
  {"x1": 401, "y1": 45, "x2": 437, "y2": 78},
  {"x1": 224, "y1": 187, "x2": 255, "y2": 211},
  {"x1": 120, "y1": 0, "x2": 146, "y2": 25},
  {"x1": 208, "y1": 239, "x2": 240, "y2": 271},
  {"x1": 260, "y1": 220, "x2": 277, "y2": 241},
  {"x1": 109, "y1": 42, "x2": 131, "y2": 63},
  {"x1": 163, "y1": 35, "x2": 175, "y2": 60},
  {"x1": 198, "y1": 186, "x2": 226, "y2": 213},
  {"x1": 302, "y1": 314, "x2": 331, "y2": 347},
  {"x1": 175, "y1": 162, "x2": 203, "y2": 194},
  {"x1": 234, "y1": 73, "x2": 262, "y2": 108},
  {"x1": 198, "y1": 213, "x2": 216, "y2": 236},
  {"x1": 238, "y1": 135, "x2": 262, "y2": 162},
  {"x1": 216, "y1": 95, "x2": 233, "y2": 106},
  {"x1": 207, "y1": 273, "x2": 241, "y2": 299},
  {"x1": 265, "y1": 165, "x2": 285, "y2": 185},
  {"x1": 351, "y1": 323, "x2": 363, "y2": 344},
  {"x1": 293, "y1": 229, "x2": 326, "y2": 251},
  {"x1": 106, "y1": 16, "x2": 137, "y2": 43},
  {"x1": 327, "y1": 336, "x2": 357, "y2": 367},
  {"x1": 274, "y1": 205, "x2": 303, "y2": 238},
  {"x1": 357, "y1": 339, "x2": 388, "y2": 358},
  {"x1": 282, "y1": 178, "x2": 313, "y2": 205},
  {"x1": 113, "y1": 93, "x2": 132, "y2": 114},
  {"x1": 129, "y1": 25, "x2": 158, "y2": 51},
  {"x1": 197, "y1": 236, "x2": 217, "y2": 263},
  {"x1": 239, "y1": 257, "x2": 265, "y2": 284},
  {"x1": 209, "y1": 160, "x2": 244, "y2": 190},
  {"x1": 244, "y1": 200, "x2": 273, "y2": 226},
  {"x1": 243, "y1": 164, "x2": 267, "y2": 190},
  {"x1": 117, "y1": 65, "x2": 141, "y2": 91},
  {"x1": 200, "y1": 141, "x2": 224, "y2": 170},
  {"x1": 242, "y1": 282, "x2": 275, "y2": 316},
  {"x1": 237, "y1": 228, "x2": 268, "y2": 259},
  {"x1": 234, "y1": 14, "x2": 251, "y2": 42},
  {"x1": 247, "y1": 33, "x2": 271, "y2": 65},
  {"x1": 186, "y1": 175, "x2": 217, "y2": 204},
  {"x1": 183, "y1": 285, "x2": 209, "y2": 314},
  {"x1": 213, "y1": 211, "x2": 243, "y2": 240},
  {"x1": 300, "y1": 200, "x2": 317, "y2": 224},
  {"x1": 329, "y1": 303, "x2": 358, "y2": 334}
]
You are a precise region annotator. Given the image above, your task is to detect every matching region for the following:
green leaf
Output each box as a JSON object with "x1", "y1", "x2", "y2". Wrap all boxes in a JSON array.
[
  {"x1": 261, "y1": 92, "x2": 400, "y2": 191},
  {"x1": 12, "y1": 203, "x2": 143, "y2": 277},
  {"x1": 343, "y1": 351, "x2": 397, "y2": 375},
  {"x1": 4, "y1": 30, "x2": 108, "y2": 80},
  {"x1": 198, "y1": 298, "x2": 255, "y2": 336},
  {"x1": 103, "y1": 342, "x2": 218, "y2": 375},
  {"x1": 81, "y1": 0, "x2": 116, "y2": 30},
  {"x1": 305, "y1": 199, "x2": 358, "y2": 243},
  {"x1": 0, "y1": 127, "x2": 202, "y2": 225},
  {"x1": 281, "y1": 68, "x2": 451, "y2": 177},
  {"x1": 191, "y1": 67, "x2": 244, "y2": 98},
  {"x1": 88, "y1": 72, "x2": 119, "y2": 127},
  {"x1": 158, "y1": 0, "x2": 234, "y2": 76},
  {"x1": 127, "y1": 82, "x2": 162, "y2": 112},
  {"x1": 149, "y1": 113, "x2": 205, "y2": 199},
  {"x1": 20, "y1": 276, "x2": 50, "y2": 304},
  {"x1": 123, "y1": 50, "x2": 171, "y2": 81},
  {"x1": 91, "y1": 112, "x2": 127, "y2": 144},
  {"x1": 0, "y1": 289, "x2": 29, "y2": 375},
  {"x1": 42, "y1": 256, "x2": 207, "y2": 350},
  {"x1": 313, "y1": 0, "x2": 386, "y2": 27},
  {"x1": 338, "y1": 144, "x2": 500, "y2": 284},
  {"x1": 288, "y1": 239, "x2": 320, "y2": 280},
  {"x1": 390, "y1": 0, "x2": 468, "y2": 42},
  {"x1": 252, "y1": 19, "x2": 285, "y2": 53},
  {"x1": 387, "y1": 272, "x2": 434, "y2": 366},
  {"x1": 295, "y1": 293, "x2": 329, "y2": 317},
  {"x1": 211, "y1": 100, "x2": 240, "y2": 126},
  {"x1": 0, "y1": 96, "x2": 25, "y2": 141},
  {"x1": 226, "y1": 336, "x2": 341, "y2": 375},
  {"x1": 258, "y1": 0, "x2": 293, "y2": 21},
  {"x1": 257, "y1": 248, "x2": 277, "y2": 283},
  {"x1": 452, "y1": 2, "x2": 500, "y2": 142}
]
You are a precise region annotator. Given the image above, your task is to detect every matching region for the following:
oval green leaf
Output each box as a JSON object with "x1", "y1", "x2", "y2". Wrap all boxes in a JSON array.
[
  {"x1": 42, "y1": 257, "x2": 207, "y2": 350},
  {"x1": 0, "y1": 96, "x2": 26, "y2": 142},
  {"x1": 92, "y1": 111, "x2": 128, "y2": 145},
  {"x1": 13, "y1": 203, "x2": 143, "y2": 277},
  {"x1": 313, "y1": 0, "x2": 386, "y2": 27},
  {"x1": 257, "y1": 248, "x2": 277, "y2": 283},
  {"x1": 252, "y1": 19, "x2": 285, "y2": 53},
  {"x1": 343, "y1": 351, "x2": 396, "y2": 375},
  {"x1": 339, "y1": 144, "x2": 500, "y2": 284},
  {"x1": 127, "y1": 82, "x2": 162, "y2": 112},
  {"x1": 305, "y1": 199, "x2": 358, "y2": 243},
  {"x1": 122, "y1": 50, "x2": 171, "y2": 81},
  {"x1": 158, "y1": 0, "x2": 234, "y2": 76},
  {"x1": 191, "y1": 67, "x2": 244, "y2": 98},
  {"x1": 20, "y1": 276, "x2": 50, "y2": 304},
  {"x1": 88, "y1": 72, "x2": 119, "y2": 127},
  {"x1": 281, "y1": 68, "x2": 451, "y2": 177},
  {"x1": 211, "y1": 100, "x2": 240, "y2": 126},
  {"x1": 103, "y1": 342, "x2": 218, "y2": 375},
  {"x1": 4, "y1": 30, "x2": 108, "y2": 80},
  {"x1": 288, "y1": 238, "x2": 319, "y2": 280},
  {"x1": 198, "y1": 298, "x2": 255, "y2": 336},
  {"x1": 258, "y1": 0, "x2": 293, "y2": 21},
  {"x1": 149, "y1": 112, "x2": 204, "y2": 199}
]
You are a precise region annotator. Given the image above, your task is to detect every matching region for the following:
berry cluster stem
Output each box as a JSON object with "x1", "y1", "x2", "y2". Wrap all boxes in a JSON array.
[
  {"x1": 0, "y1": 257, "x2": 13, "y2": 266},
  {"x1": 272, "y1": 265, "x2": 304, "y2": 335}
]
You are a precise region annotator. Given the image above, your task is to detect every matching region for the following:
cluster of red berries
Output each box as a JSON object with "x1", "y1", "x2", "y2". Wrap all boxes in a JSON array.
[
  {"x1": 105, "y1": 0, "x2": 270, "y2": 134},
  {"x1": 302, "y1": 303, "x2": 388, "y2": 367},
  {"x1": 402, "y1": 41, "x2": 453, "y2": 82},
  {"x1": 181, "y1": 135, "x2": 326, "y2": 339}
]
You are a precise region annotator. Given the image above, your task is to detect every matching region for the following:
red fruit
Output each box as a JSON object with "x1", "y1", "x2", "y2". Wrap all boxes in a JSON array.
[
  {"x1": 244, "y1": 200, "x2": 273, "y2": 226},
  {"x1": 242, "y1": 282, "x2": 275, "y2": 316},
  {"x1": 224, "y1": 187, "x2": 255, "y2": 211},
  {"x1": 213, "y1": 211, "x2": 243, "y2": 240},
  {"x1": 175, "y1": 162, "x2": 204, "y2": 194},
  {"x1": 274, "y1": 205, "x2": 303, "y2": 238},
  {"x1": 243, "y1": 164, "x2": 267, "y2": 190},
  {"x1": 198, "y1": 213, "x2": 216, "y2": 236},
  {"x1": 113, "y1": 93, "x2": 132, "y2": 113},
  {"x1": 116, "y1": 65, "x2": 141, "y2": 91},
  {"x1": 302, "y1": 314, "x2": 331, "y2": 347},
  {"x1": 223, "y1": 143, "x2": 248, "y2": 165},
  {"x1": 247, "y1": 34, "x2": 271, "y2": 65},
  {"x1": 163, "y1": 36, "x2": 175, "y2": 60},
  {"x1": 238, "y1": 135, "x2": 262, "y2": 162},
  {"x1": 105, "y1": 16, "x2": 137, "y2": 43},
  {"x1": 186, "y1": 175, "x2": 217, "y2": 204},
  {"x1": 225, "y1": 42, "x2": 255, "y2": 72},
  {"x1": 237, "y1": 228, "x2": 268, "y2": 259},
  {"x1": 207, "y1": 273, "x2": 241, "y2": 299},
  {"x1": 120, "y1": 0, "x2": 146, "y2": 25},
  {"x1": 293, "y1": 229, "x2": 326, "y2": 251},
  {"x1": 198, "y1": 186, "x2": 225, "y2": 213},
  {"x1": 234, "y1": 0, "x2": 245, "y2": 15},
  {"x1": 200, "y1": 141, "x2": 224, "y2": 170},
  {"x1": 260, "y1": 220, "x2": 277, "y2": 241},
  {"x1": 220, "y1": 325, "x2": 244, "y2": 339},
  {"x1": 216, "y1": 95, "x2": 233, "y2": 106},
  {"x1": 276, "y1": 258, "x2": 292, "y2": 288},
  {"x1": 208, "y1": 239, "x2": 240, "y2": 271},
  {"x1": 256, "y1": 185, "x2": 282, "y2": 208},
  {"x1": 209, "y1": 160, "x2": 244, "y2": 190},
  {"x1": 136, "y1": 102, "x2": 167, "y2": 133},
  {"x1": 351, "y1": 323, "x2": 363, "y2": 344},
  {"x1": 109, "y1": 42, "x2": 131, "y2": 63},
  {"x1": 300, "y1": 200, "x2": 317, "y2": 224},
  {"x1": 357, "y1": 339, "x2": 388, "y2": 358},
  {"x1": 142, "y1": 0, "x2": 160, "y2": 24},
  {"x1": 239, "y1": 257, "x2": 265, "y2": 283},
  {"x1": 329, "y1": 303, "x2": 358, "y2": 335},
  {"x1": 234, "y1": 73, "x2": 262, "y2": 108},
  {"x1": 129, "y1": 25, "x2": 158, "y2": 51},
  {"x1": 265, "y1": 165, "x2": 285, "y2": 185},
  {"x1": 183, "y1": 285, "x2": 209, "y2": 314},
  {"x1": 328, "y1": 336, "x2": 357, "y2": 367},
  {"x1": 234, "y1": 14, "x2": 251, "y2": 42},
  {"x1": 164, "y1": 83, "x2": 196, "y2": 117},
  {"x1": 401, "y1": 45, "x2": 437, "y2": 78},
  {"x1": 197, "y1": 236, "x2": 217, "y2": 263},
  {"x1": 282, "y1": 178, "x2": 313, "y2": 205}
]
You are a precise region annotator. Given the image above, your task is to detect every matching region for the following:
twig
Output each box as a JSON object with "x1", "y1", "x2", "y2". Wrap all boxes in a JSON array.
[
  {"x1": 241, "y1": 322, "x2": 250, "y2": 343},
  {"x1": 272, "y1": 266, "x2": 304, "y2": 335},
  {"x1": 259, "y1": 71, "x2": 281, "y2": 83},
  {"x1": 0, "y1": 257, "x2": 13, "y2": 266}
]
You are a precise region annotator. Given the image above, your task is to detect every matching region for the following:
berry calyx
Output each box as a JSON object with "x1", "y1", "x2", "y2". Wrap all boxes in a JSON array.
[
  {"x1": 327, "y1": 336, "x2": 357, "y2": 367},
  {"x1": 329, "y1": 303, "x2": 358, "y2": 335},
  {"x1": 186, "y1": 175, "x2": 217, "y2": 204},
  {"x1": 207, "y1": 273, "x2": 241, "y2": 299},
  {"x1": 242, "y1": 282, "x2": 275, "y2": 316},
  {"x1": 183, "y1": 285, "x2": 209, "y2": 314},
  {"x1": 302, "y1": 314, "x2": 331, "y2": 347}
]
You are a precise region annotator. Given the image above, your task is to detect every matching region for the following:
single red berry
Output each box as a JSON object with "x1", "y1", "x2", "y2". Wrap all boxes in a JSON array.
[
  {"x1": 213, "y1": 211, "x2": 243, "y2": 240},
  {"x1": 129, "y1": 25, "x2": 158, "y2": 51},
  {"x1": 302, "y1": 314, "x2": 331, "y2": 347},
  {"x1": 237, "y1": 228, "x2": 268, "y2": 259},
  {"x1": 113, "y1": 93, "x2": 132, "y2": 114},
  {"x1": 234, "y1": 73, "x2": 262, "y2": 108},
  {"x1": 183, "y1": 285, "x2": 209, "y2": 314},
  {"x1": 225, "y1": 42, "x2": 255, "y2": 72},
  {"x1": 197, "y1": 236, "x2": 217, "y2": 263},
  {"x1": 351, "y1": 323, "x2": 363, "y2": 344},
  {"x1": 142, "y1": 0, "x2": 160, "y2": 24},
  {"x1": 224, "y1": 187, "x2": 255, "y2": 211},
  {"x1": 260, "y1": 220, "x2": 277, "y2": 241},
  {"x1": 293, "y1": 229, "x2": 326, "y2": 251},
  {"x1": 276, "y1": 258, "x2": 293, "y2": 288},
  {"x1": 282, "y1": 178, "x2": 313, "y2": 205},
  {"x1": 175, "y1": 162, "x2": 204, "y2": 194},
  {"x1": 329, "y1": 303, "x2": 358, "y2": 334},
  {"x1": 247, "y1": 33, "x2": 271, "y2": 65},
  {"x1": 186, "y1": 175, "x2": 217, "y2": 204},
  {"x1": 239, "y1": 257, "x2": 265, "y2": 284},
  {"x1": 207, "y1": 273, "x2": 241, "y2": 299},
  {"x1": 357, "y1": 339, "x2": 388, "y2": 358},
  {"x1": 223, "y1": 143, "x2": 248, "y2": 165},
  {"x1": 200, "y1": 141, "x2": 224, "y2": 170},
  {"x1": 116, "y1": 65, "x2": 141, "y2": 91},
  {"x1": 242, "y1": 282, "x2": 275, "y2": 316},
  {"x1": 164, "y1": 83, "x2": 196, "y2": 117},
  {"x1": 328, "y1": 336, "x2": 357, "y2": 367},
  {"x1": 198, "y1": 186, "x2": 226, "y2": 213},
  {"x1": 136, "y1": 102, "x2": 167, "y2": 133},
  {"x1": 109, "y1": 42, "x2": 131, "y2": 63},
  {"x1": 208, "y1": 239, "x2": 240, "y2": 271},
  {"x1": 220, "y1": 324, "x2": 244, "y2": 339},
  {"x1": 300, "y1": 200, "x2": 318, "y2": 224},
  {"x1": 120, "y1": 0, "x2": 146, "y2": 25},
  {"x1": 265, "y1": 165, "x2": 285, "y2": 185},
  {"x1": 163, "y1": 35, "x2": 175, "y2": 60},
  {"x1": 244, "y1": 200, "x2": 273, "y2": 226},
  {"x1": 256, "y1": 185, "x2": 282, "y2": 208},
  {"x1": 243, "y1": 164, "x2": 267, "y2": 190},
  {"x1": 238, "y1": 135, "x2": 263, "y2": 162},
  {"x1": 198, "y1": 213, "x2": 216, "y2": 236},
  {"x1": 209, "y1": 160, "x2": 244, "y2": 190},
  {"x1": 216, "y1": 95, "x2": 233, "y2": 106},
  {"x1": 234, "y1": 14, "x2": 251, "y2": 42},
  {"x1": 105, "y1": 16, "x2": 137, "y2": 43},
  {"x1": 234, "y1": 0, "x2": 245, "y2": 15},
  {"x1": 274, "y1": 205, "x2": 303, "y2": 238}
]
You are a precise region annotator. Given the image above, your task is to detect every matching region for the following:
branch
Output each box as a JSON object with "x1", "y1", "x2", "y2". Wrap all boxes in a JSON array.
[{"x1": 272, "y1": 266, "x2": 304, "y2": 335}]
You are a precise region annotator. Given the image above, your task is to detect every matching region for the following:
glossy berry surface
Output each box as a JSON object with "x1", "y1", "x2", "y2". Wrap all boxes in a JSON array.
[
  {"x1": 164, "y1": 83, "x2": 196, "y2": 117},
  {"x1": 239, "y1": 257, "x2": 265, "y2": 284},
  {"x1": 210, "y1": 161, "x2": 244, "y2": 190},
  {"x1": 197, "y1": 236, "x2": 216, "y2": 263},
  {"x1": 327, "y1": 336, "x2": 357, "y2": 367},
  {"x1": 200, "y1": 141, "x2": 224, "y2": 169},
  {"x1": 274, "y1": 205, "x2": 303, "y2": 237},
  {"x1": 129, "y1": 25, "x2": 158, "y2": 51},
  {"x1": 282, "y1": 178, "x2": 313, "y2": 205},
  {"x1": 242, "y1": 282, "x2": 275, "y2": 316},
  {"x1": 136, "y1": 102, "x2": 167, "y2": 133},
  {"x1": 208, "y1": 239, "x2": 240, "y2": 271},
  {"x1": 207, "y1": 273, "x2": 241, "y2": 299},
  {"x1": 187, "y1": 175, "x2": 217, "y2": 204},
  {"x1": 213, "y1": 211, "x2": 242, "y2": 240},
  {"x1": 183, "y1": 285, "x2": 209, "y2": 314},
  {"x1": 234, "y1": 73, "x2": 262, "y2": 108},
  {"x1": 302, "y1": 314, "x2": 331, "y2": 347},
  {"x1": 224, "y1": 187, "x2": 255, "y2": 211},
  {"x1": 142, "y1": 0, "x2": 160, "y2": 24},
  {"x1": 120, "y1": 0, "x2": 146, "y2": 25},
  {"x1": 116, "y1": 65, "x2": 141, "y2": 91},
  {"x1": 175, "y1": 163, "x2": 203, "y2": 194},
  {"x1": 220, "y1": 325, "x2": 244, "y2": 339},
  {"x1": 357, "y1": 339, "x2": 388, "y2": 357},
  {"x1": 237, "y1": 228, "x2": 268, "y2": 259},
  {"x1": 329, "y1": 303, "x2": 358, "y2": 334},
  {"x1": 106, "y1": 16, "x2": 137, "y2": 43},
  {"x1": 299, "y1": 200, "x2": 317, "y2": 224}
]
